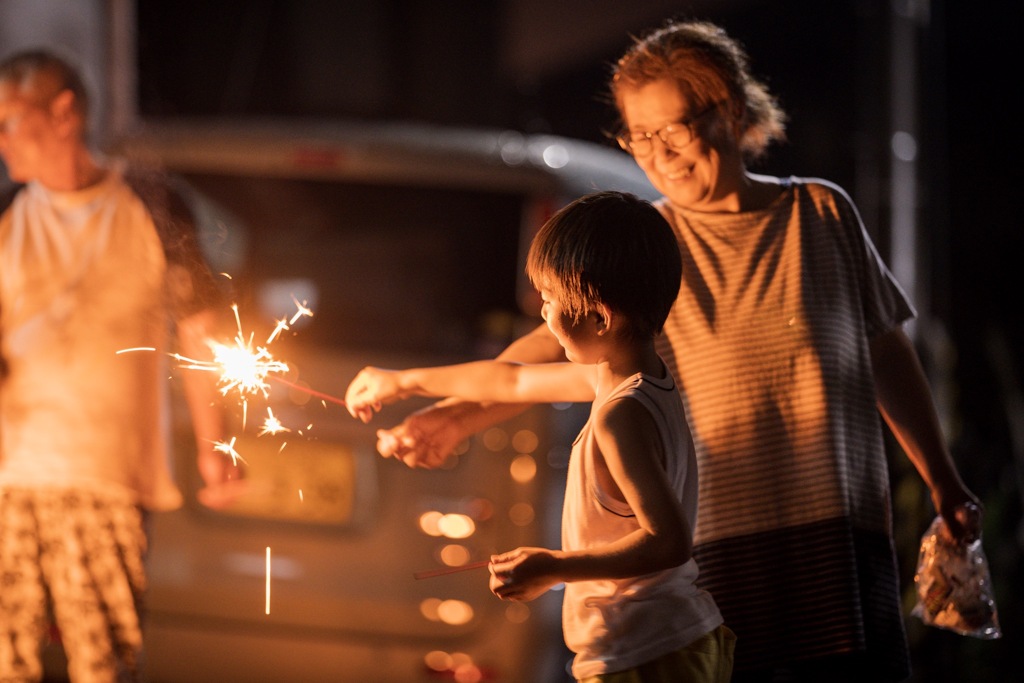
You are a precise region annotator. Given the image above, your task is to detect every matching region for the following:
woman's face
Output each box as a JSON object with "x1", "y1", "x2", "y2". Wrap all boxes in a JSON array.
[
  {"x1": 618, "y1": 78, "x2": 741, "y2": 212},
  {"x1": 0, "y1": 81, "x2": 59, "y2": 184}
]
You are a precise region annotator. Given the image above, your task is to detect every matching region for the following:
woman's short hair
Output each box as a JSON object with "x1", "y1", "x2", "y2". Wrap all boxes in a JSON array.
[{"x1": 610, "y1": 19, "x2": 786, "y2": 162}]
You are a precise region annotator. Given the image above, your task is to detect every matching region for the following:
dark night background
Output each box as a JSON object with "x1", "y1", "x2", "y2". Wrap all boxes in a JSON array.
[
  {"x1": 133, "y1": 0, "x2": 1024, "y2": 680},
  {"x1": 3, "y1": 0, "x2": 1020, "y2": 680}
]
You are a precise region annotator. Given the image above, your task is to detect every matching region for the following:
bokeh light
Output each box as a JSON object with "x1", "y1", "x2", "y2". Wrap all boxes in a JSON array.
[
  {"x1": 439, "y1": 543, "x2": 472, "y2": 567},
  {"x1": 511, "y1": 429, "x2": 538, "y2": 453},
  {"x1": 436, "y1": 599, "x2": 474, "y2": 625},
  {"x1": 482, "y1": 427, "x2": 509, "y2": 452},
  {"x1": 508, "y1": 502, "x2": 534, "y2": 526},
  {"x1": 437, "y1": 513, "x2": 475, "y2": 539},
  {"x1": 510, "y1": 454, "x2": 537, "y2": 483}
]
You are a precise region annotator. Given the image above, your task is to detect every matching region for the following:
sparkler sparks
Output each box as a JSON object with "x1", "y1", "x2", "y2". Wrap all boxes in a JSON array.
[
  {"x1": 213, "y1": 436, "x2": 248, "y2": 466},
  {"x1": 267, "y1": 296, "x2": 314, "y2": 344},
  {"x1": 116, "y1": 347, "x2": 156, "y2": 354}
]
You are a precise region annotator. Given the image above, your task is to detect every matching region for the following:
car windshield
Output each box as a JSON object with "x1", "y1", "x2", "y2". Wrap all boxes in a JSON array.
[{"x1": 184, "y1": 172, "x2": 528, "y2": 358}]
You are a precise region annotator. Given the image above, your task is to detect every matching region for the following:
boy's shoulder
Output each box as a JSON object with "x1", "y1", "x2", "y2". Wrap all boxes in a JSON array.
[{"x1": 595, "y1": 371, "x2": 677, "y2": 427}]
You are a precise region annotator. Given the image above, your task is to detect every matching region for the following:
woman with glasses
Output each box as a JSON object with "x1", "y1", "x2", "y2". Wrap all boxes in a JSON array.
[
  {"x1": 373, "y1": 19, "x2": 980, "y2": 683},
  {"x1": 604, "y1": 19, "x2": 985, "y2": 682}
]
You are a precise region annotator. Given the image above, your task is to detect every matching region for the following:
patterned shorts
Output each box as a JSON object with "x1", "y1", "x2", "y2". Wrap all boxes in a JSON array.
[{"x1": 0, "y1": 488, "x2": 147, "y2": 683}]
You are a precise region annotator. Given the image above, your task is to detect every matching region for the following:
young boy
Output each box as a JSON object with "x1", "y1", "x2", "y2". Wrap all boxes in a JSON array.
[{"x1": 344, "y1": 190, "x2": 734, "y2": 682}]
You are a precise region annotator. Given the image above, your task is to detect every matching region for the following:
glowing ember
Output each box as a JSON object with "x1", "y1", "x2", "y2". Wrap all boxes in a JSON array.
[{"x1": 259, "y1": 407, "x2": 291, "y2": 436}]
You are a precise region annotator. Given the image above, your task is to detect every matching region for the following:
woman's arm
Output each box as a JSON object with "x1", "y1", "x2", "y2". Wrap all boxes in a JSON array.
[{"x1": 871, "y1": 326, "x2": 981, "y2": 540}]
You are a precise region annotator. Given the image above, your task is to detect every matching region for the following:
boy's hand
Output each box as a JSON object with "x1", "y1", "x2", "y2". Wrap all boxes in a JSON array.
[
  {"x1": 488, "y1": 547, "x2": 560, "y2": 602},
  {"x1": 345, "y1": 366, "x2": 403, "y2": 423}
]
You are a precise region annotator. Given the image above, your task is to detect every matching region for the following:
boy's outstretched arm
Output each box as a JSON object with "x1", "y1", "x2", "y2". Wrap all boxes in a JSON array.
[
  {"x1": 374, "y1": 323, "x2": 566, "y2": 467},
  {"x1": 345, "y1": 360, "x2": 595, "y2": 423}
]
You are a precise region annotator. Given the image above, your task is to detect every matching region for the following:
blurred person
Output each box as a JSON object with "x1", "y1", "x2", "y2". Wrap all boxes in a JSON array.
[
  {"x1": 346, "y1": 191, "x2": 735, "y2": 683},
  {"x1": 367, "y1": 19, "x2": 981, "y2": 683},
  {"x1": 0, "y1": 49, "x2": 240, "y2": 682}
]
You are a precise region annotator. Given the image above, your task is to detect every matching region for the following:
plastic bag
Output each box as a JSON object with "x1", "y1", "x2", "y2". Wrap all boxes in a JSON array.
[{"x1": 911, "y1": 504, "x2": 1002, "y2": 639}]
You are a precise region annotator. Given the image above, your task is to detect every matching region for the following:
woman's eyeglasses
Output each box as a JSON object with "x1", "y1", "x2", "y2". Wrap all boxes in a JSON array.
[{"x1": 616, "y1": 106, "x2": 718, "y2": 157}]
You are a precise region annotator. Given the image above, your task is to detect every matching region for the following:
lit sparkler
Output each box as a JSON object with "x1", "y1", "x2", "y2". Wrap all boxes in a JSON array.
[
  {"x1": 172, "y1": 303, "x2": 294, "y2": 401},
  {"x1": 119, "y1": 299, "x2": 344, "y2": 413}
]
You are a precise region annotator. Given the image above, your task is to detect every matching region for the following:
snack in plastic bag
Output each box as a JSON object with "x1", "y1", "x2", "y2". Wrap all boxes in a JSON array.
[{"x1": 912, "y1": 503, "x2": 1002, "y2": 639}]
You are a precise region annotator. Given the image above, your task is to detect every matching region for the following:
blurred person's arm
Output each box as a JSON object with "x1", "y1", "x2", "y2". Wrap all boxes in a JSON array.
[
  {"x1": 376, "y1": 322, "x2": 566, "y2": 468},
  {"x1": 176, "y1": 307, "x2": 244, "y2": 508},
  {"x1": 870, "y1": 326, "x2": 981, "y2": 541},
  {"x1": 126, "y1": 165, "x2": 244, "y2": 504}
]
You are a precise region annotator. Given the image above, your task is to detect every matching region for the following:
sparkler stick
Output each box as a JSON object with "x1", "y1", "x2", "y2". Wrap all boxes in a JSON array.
[
  {"x1": 270, "y1": 375, "x2": 347, "y2": 407},
  {"x1": 413, "y1": 560, "x2": 490, "y2": 580}
]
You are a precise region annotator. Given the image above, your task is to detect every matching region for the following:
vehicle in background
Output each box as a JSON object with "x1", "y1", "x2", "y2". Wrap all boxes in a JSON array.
[{"x1": 104, "y1": 120, "x2": 656, "y2": 683}]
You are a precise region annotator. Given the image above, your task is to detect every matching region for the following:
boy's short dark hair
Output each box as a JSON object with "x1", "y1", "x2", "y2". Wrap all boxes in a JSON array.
[{"x1": 526, "y1": 190, "x2": 681, "y2": 340}]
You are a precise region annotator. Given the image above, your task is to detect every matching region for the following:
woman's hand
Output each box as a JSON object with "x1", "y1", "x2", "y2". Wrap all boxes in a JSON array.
[{"x1": 374, "y1": 400, "x2": 471, "y2": 468}]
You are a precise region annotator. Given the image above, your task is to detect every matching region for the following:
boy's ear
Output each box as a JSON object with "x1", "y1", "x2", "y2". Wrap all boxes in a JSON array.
[{"x1": 593, "y1": 304, "x2": 613, "y2": 335}]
